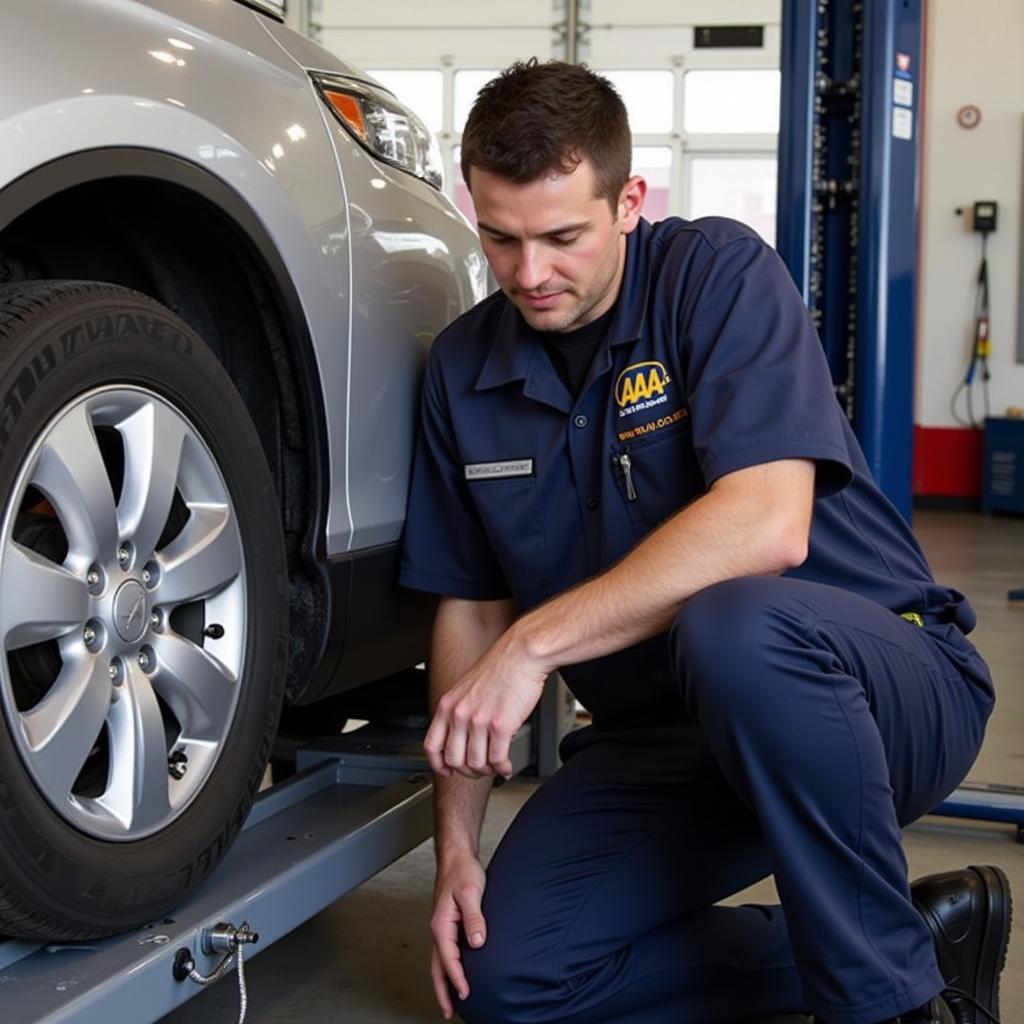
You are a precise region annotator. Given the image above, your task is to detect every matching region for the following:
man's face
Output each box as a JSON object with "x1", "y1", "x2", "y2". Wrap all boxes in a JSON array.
[{"x1": 469, "y1": 159, "x2": 646, "y2": 333}]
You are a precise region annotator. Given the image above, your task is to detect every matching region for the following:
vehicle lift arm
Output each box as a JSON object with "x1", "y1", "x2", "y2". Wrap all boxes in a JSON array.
[{"x1": 0, "y1": 675, "x2": 576, "y2": 1023}]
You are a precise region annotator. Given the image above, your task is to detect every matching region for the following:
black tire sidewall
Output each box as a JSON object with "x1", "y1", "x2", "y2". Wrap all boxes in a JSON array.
[{"x1": 0, "y1": 282, "x2": 287, "y2": 938}]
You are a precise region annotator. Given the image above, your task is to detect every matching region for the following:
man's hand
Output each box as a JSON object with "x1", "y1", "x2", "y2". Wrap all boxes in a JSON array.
[
  {"x1": 430, "y1": 850, "x2": 488, "y2": 1020},
  {"x1": 424, "y1": 627, "x2": 548, "y2": 778}
]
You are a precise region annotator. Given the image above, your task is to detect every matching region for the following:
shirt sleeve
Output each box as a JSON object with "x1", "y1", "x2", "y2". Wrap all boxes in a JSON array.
[
  {"x1": 399, "y1": 350, "x2": 511, "y2": 600},
  {"x1": 682, "y1": 235, "x2": 853, "y2": 496}
]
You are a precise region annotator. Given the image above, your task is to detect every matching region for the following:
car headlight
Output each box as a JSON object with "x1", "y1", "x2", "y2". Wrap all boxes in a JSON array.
[{"x1": 313, "y1": 74, "x2": 443, "y2": 191}]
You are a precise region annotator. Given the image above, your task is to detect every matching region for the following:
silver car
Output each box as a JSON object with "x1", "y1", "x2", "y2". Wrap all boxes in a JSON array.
[{"x1": 0, "y1": 0, "x2": 485, "y2": 940}]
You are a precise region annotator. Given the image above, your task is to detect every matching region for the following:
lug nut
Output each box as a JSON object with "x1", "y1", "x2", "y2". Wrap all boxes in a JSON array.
[
  {"x1": 138, "y1": 651, "x2": 150, "y2": 669},
  {"x1": 84, "y1": 620, "x2": 104, "y2": 652},
  {"x1": 109, "y1": 663, "x2": 118, "y2": 680},
  {"x1": 87, "y1": 570, "x2": 100, "y2": 586},
  {"x1": 150, "y1": 612, "x2": 160, "y2": 628},
  {"x1": 117, "y1": 546, "x2": 130, "y2": 566},
  {"x1": 142, "y1": 569, "x2": 151, "y2": 583}
]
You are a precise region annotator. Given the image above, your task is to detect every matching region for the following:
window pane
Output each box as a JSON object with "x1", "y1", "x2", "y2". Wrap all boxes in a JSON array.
[
  {"x1": 633, "y1": 146, "x2": 673, "y2": 221},
  {"x1": 687, "y1": 157, "x2": 777, "y2": 245},
  {"x1": 367, "y1": 70, "x2": 444, "y2": 133},
  {"x1": 684, "y1": 70, "x2": 780, "y2": 134},
  {"x1": 600, "y1": 70, "x2": 674, "y2": 134},
  {"x1": 454, "y1": 70, "x2": 500, "y2": 133}
]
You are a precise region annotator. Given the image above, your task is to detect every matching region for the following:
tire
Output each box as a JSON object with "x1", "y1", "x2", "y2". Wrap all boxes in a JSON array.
[{"x1": 0, "y1": 281, "x2": 288, "y2": 940}]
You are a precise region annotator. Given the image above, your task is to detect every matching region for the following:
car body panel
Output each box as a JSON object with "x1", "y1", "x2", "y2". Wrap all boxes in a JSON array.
[{"x1": 0, "y1": 0, "x2": 486, "y2": 557}]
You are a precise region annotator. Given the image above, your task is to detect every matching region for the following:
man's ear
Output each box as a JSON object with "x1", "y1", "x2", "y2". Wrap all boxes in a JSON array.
[{"x1": 618, "y1": 175, "x2": 647, "y2": 234}]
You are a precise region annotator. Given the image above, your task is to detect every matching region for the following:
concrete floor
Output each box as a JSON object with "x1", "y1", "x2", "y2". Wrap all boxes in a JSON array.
[{"x1": 163, "y1": 510, "x2": 1023, "y2": 1024}]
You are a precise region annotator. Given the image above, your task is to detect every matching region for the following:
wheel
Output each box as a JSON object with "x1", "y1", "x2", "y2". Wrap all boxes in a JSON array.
[{"x1": 0, "y1": 281, "x2": 288, "y2": 940}]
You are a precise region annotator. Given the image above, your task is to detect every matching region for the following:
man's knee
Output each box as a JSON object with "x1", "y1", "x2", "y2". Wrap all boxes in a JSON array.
[
  {"x1": 455, "y1": 941, "x2": 505, "y2": 1024},
  {"x1": 456, "y1": 933, "x2": 557, "y2": 1024}
]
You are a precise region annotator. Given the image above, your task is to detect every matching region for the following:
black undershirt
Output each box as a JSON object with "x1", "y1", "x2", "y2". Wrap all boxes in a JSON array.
[{"x1": 537, "y1": 302, "x2": 618, "y2": 398}]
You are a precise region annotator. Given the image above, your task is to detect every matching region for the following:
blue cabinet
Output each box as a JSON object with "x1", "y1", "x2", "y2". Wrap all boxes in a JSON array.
[{"x1": 982, "y1": 417, "x2": 1024, "y2": 514}]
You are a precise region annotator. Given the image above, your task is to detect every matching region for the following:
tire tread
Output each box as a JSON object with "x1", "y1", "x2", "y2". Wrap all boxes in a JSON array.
[{"x1": 0, "y1": 279, "x2": 287, "y2": 942}]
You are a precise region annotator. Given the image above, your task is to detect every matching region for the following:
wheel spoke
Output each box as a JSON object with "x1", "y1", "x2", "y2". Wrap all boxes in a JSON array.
[
  {"x1": 156, "y1": 506, "x2": 242, "y2": 605},
  {"x1": 1, "y1": 542, "x2": 89, "y2": 650},
  {"x1": 2, "y1": 385, "x2": 252, "y2": 840},
  {"x1": 103, "y1": 663, "x2": 171, "y2": 832},
  {"x1": 31, "y1": 404, "x2": 119, "y2": 564},
  {"x1": 150, "y1": 633, "x2": 237, "y2": 740},
  {"x1": 117, "y1": 400, "x2": 188, "y2": 560},
  {"x1": 19, "y1": 656, "x2": 111, "y2": 803}
]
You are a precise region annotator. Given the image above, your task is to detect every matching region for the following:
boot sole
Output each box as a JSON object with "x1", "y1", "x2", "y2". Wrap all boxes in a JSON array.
[{"x1": 969, "y1": 863, "x2": 1012, "y2": 1022}]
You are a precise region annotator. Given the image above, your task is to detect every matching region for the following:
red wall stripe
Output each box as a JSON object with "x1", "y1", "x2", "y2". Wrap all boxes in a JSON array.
[{"x1": 912, "y1": 425, "x2": 983, "y2": 497}]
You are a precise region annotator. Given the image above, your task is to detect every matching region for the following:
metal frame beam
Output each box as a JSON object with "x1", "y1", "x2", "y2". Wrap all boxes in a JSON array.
[{"x1": 0, "y1": 725, "x2": 535, "y2": 1022}]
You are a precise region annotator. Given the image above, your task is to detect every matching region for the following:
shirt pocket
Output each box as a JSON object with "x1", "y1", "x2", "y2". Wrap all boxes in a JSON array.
[
  {"x1": 611, "y1": 421, "x2": 705, "y2": 538},
  {"x1": 467, "y1": 476, "x2": 549, "y2": 607}
]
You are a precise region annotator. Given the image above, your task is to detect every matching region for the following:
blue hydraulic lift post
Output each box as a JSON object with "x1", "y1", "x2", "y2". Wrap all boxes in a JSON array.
[
  {"x1": 856, "y1": 0, "x2": 922, "y2": 521},
  {"x1": 778, "y1": 0, "x2": 921, "y2": 522}
]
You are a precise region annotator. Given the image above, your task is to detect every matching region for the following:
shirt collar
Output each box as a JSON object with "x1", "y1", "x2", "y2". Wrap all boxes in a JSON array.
[{"x1": 475, "y1": 217, "x2": 653, "y2": 392}]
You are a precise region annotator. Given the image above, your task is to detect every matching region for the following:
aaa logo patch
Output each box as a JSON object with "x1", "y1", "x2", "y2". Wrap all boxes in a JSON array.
[{"x1": 615, "y1": 361, "x2": 672, "y2": 409}]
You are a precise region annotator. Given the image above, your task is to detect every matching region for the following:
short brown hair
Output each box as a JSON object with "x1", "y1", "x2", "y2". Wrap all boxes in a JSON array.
[{"x1": 460, "y1": 59, "x2": 631, "y2": 210}]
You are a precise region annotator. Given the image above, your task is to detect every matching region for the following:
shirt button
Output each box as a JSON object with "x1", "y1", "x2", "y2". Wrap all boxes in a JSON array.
[
  {"x1": 574, "y1": 414, "x2": 588, "y2": 428},
  {"x1": 585, "y1": 496, "x2": 599, "y2": 510}
]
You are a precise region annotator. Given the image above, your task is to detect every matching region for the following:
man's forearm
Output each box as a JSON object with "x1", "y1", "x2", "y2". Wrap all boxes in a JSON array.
[
  {"x1": 514, "y1": 459, "x2": 815, "y2": 674},
  {"x1": 420, "y1": 460, "x2": 816, "y2": 783},
  {"x1": 433, "y1": 774, "x2": 491, "y2": 861},
  {"x1": 430, "y1": 597, "x2": 517, "y2": 859}
]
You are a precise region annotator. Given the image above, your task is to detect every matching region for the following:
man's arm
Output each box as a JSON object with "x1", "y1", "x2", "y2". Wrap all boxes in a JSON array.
[
  {"x1": 425, "y1": 458, "x2": 815, "y2": 778},
  {"x1": 518, "y1": 457, "x2": 814, "y2": 667},
  {"x1": 428, "y1": 594, "x2": 517, "y2": 1019},
  {"x1": 430, "y1": 595, "x2": 517, "y2": 849}
]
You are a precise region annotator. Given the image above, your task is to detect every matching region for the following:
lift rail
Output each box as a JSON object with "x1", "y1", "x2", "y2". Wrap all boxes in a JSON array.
[
  {"x1": 933, "y1": 781, "x2": 1024, "y2": 842},
  {"x1": 0, "y1": 724, "x2": 533, "y2": 1024}
]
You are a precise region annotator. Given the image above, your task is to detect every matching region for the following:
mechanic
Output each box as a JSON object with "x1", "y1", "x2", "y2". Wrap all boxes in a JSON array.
[{"x1": 399, "y1": 60, "x2": 1009, "y2": 1024}]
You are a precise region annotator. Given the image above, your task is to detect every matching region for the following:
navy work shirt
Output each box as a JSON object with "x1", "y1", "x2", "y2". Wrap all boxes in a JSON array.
[{"x1": 400, "y1": 217, "x2": 972, "y2": 723}]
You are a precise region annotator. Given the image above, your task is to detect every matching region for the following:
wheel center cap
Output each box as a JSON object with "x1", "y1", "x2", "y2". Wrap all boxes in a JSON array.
[{"x1": 112, "y1": 580, "x2": 148, "y2": 643}]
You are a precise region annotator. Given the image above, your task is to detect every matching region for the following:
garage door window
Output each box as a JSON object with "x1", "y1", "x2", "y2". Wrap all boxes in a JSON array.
[
  {"x1": 683, "y1": 70, "x2": 781, "y2": 135},
  {"x1": 633, "y1": 147, "x2": 672, "y2": 222},
  {"x1": 687, "y1": 156, "x2": 778, "y2": 245},
  {"x1": 600, "y1": 70, "x2": 674, "y2": 134}
]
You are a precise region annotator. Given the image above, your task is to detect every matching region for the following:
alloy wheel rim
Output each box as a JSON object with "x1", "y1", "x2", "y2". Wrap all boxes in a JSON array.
[{"x1": 0, "y1": 385, "x2": 247, "y2": 840}]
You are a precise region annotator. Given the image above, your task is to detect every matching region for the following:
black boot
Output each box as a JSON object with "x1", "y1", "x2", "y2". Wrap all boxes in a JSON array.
[
  {"x1": 898, "y1": 996, "x2": 956, "y2": 1022},
  {"x1": 911, "y1": 864, "x2": 1012, "y2": 1024},
  {"x1": 813, "y1": 994, "x2": 955, "y2": 1022}
]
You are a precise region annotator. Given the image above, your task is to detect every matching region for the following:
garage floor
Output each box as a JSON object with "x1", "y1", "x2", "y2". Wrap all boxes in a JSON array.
[{"x1": 163, "y1": 510, "x2": 1023, "y2": 1024}]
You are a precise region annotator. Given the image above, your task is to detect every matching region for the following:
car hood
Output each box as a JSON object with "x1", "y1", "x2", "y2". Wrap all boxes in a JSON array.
[{"x1": 261, "y1": 19, "x2": 373, "y2": 85}]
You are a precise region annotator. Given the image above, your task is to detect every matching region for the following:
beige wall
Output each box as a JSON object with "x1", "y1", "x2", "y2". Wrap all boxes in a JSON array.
[{"x1": 917, "y1": 0, "x2": 1024, "y2": 425}]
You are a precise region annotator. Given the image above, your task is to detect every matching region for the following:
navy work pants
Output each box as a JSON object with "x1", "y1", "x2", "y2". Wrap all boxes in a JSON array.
[{"x1": 455, "y1": 577, "x2": 995, "y2": 1024}]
